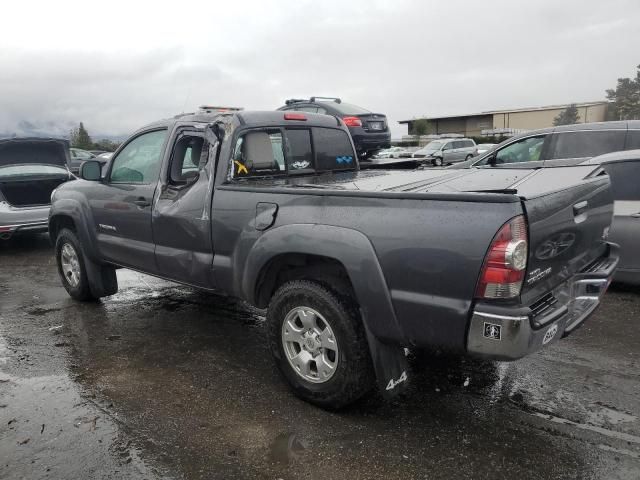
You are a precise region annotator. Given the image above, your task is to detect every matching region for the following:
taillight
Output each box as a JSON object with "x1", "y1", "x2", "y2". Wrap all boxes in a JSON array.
[
  {"x1": 284, "y1": 112, "x2": 307, "y2": 121},
  {"x1": 342, "y1": 116, "x2": 362, "y2": 127},
  {"x1": 475, "y1": 215, "x2": 528, "y2": 299}
]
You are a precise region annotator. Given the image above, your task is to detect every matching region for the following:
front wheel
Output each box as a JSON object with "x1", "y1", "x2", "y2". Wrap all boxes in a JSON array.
[
  {"x1": 465, "y1": 154, "x2": 473, "y2": 161},
  {"x1": 432, "y1": 156, "x2": 443, "y2": 166},
  {"x1": 267, "y1": 280, "x2": 375, "y2": 409},
  {"x1": 55, "y1": 228, "x2": 99, "y2": 301}
]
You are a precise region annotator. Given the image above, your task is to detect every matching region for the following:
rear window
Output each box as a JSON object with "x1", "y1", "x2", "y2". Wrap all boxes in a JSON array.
[
  {"x1": 549, "y1": 131, "x2": 626, "y2": 159},
  {"x1": 320, "y1": 102, "x2": 371, "y2": 115},
  {"x1": 231, "y1": 127, "x2": 355, "y2": 177},
  {"x1": 285, "y1": 129, "x2": 314, "y2": 173},
  {"x1": 313, "y1": 128, "x2": 356, "y2": 170}
]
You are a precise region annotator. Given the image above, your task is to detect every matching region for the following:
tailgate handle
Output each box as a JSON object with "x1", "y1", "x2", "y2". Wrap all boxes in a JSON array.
[{"x1": 573, "y1": 201, "x2": 588, "y2": 217}]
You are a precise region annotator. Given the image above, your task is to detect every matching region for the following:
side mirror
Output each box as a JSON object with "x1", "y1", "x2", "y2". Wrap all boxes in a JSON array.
[{"x1": 79, "y1": 160, "x2": 102, "y2": 181}]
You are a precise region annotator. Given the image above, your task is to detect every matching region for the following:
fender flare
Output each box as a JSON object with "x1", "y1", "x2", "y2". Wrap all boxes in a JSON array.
[
  {"x1": 49, "y1": 196, "x2": 100, "y2": 261},
  {"x1": 241, "y1": 224, "x2": 405, "y2": 344}
]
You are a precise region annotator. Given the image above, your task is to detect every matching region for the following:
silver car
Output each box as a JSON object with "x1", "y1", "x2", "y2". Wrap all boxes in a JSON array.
[
  {"x1": 411, "y1": 138, "x2": 477, "y2": 166},
  {"x1": 581, "y1": 150, "x2": 640, "y2": 285},
  {"x1": 0, "y1": 138, "x2": 73, "y2": 240}
]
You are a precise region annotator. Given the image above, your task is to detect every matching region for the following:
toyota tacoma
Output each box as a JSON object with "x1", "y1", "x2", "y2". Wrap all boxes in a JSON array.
[{"x1": 49, "y1": 108, "x2": 618, "y2": 408}]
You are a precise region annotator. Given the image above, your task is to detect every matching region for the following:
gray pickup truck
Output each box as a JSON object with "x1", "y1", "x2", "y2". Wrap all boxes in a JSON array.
[{"x1": 49, "y1": 109, "x2": 619, "y2": 408}]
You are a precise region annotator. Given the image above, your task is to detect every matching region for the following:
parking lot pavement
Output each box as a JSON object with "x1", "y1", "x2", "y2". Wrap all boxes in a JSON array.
[{"x1": 1, "y1": 234, "x2": 639, "y2": 480}]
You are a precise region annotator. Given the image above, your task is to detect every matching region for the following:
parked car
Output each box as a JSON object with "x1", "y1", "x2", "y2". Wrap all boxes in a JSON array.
[
  {"x1": 0, "y1": 137, "x2": 74, "y2": 240},
  {"x1": 476, "y1": 143, "x2": 496, "y2": 155},
  {"x1": 69, "y1": 147, "x2": 96, "y2": 173},
  {"x1": 374, "y1": 147, "x2": 410, "y2": 159},
  {"x1": 581, "y1": 150, "x2": 640, "y2": 285},
  {"x1": 89, "y1": 150, "x2": 107, "y2": 156},
  {"x1": 452, "y1": 120, "x2": 640, "y2": 169},
  {"x1": 412, "y1": 138, "x2": 477, "y2": 166},
  {"x1": 50, "y1": 109, "x2": 617, "y2": 409},
  {"x1": 278, "y1": 97, "x2": 391, "y2": 160}
]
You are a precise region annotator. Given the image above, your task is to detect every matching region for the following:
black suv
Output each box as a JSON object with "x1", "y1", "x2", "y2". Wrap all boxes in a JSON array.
[{"x1": 278, "y1": 97, "x2": 391, "y2": 159}]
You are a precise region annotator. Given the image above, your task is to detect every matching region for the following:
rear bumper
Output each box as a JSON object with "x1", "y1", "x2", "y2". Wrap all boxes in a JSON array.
[
  {"x1": 0, "y1": 203, "x2": 50, "y2": 237},
  {"x1": 350, "y1": 131, "x2": 391, "y2": 152},
  {"x1": 466, "y1": 244, "x2": 619, "y2": 360}
]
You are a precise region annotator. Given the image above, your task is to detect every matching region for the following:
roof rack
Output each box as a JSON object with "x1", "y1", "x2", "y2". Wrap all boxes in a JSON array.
[
  {"x1": 284, "y1": 97, "x2": 342, "y2": 105},
  {"x1": 310, "y1": 96, "x2": 341, "y2": 104},
  {"x1": 198, "y1": 105, "x2": 243, "y2": 114},
  {"x1": 284, "y1": 98, "x2": 307, "y2": 106}
]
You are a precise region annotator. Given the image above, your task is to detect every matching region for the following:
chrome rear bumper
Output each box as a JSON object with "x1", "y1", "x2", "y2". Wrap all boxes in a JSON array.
[{"x1": 466, "y1": 244, "x2": 619, "y2": 360}]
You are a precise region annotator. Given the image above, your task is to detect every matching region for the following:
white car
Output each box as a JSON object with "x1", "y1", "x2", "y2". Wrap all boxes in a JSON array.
[
  {"x1": 476, "y1": 143, "x2": 496, "y2": 155},
  {"x1": 374, "y1": 147, "x2": 409, "y2": 159}
]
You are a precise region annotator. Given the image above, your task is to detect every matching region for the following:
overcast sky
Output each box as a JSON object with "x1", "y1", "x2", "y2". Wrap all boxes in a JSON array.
[{"x1": 1, "y1": 0, "x2": 639, "y2": 138}]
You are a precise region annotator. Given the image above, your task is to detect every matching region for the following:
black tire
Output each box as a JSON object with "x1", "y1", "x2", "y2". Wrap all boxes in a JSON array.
[
  {"x1": 55, "y1": 228, "x2": 97, "y2": 301},
  {"x1": 432, "y1": 157, "x2": 443, "y2": 167},
  {"x1": 267, "y1": 280, "x2": 375, "y2": 409}
]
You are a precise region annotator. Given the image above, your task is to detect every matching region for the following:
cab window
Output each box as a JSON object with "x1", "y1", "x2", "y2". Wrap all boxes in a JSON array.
[
  {"x1": 169, "y1": 135, "x2": 206, "y2": 185},
  {"x1": 312, "y1": 128, "x2": 355, "y2": 170},
  {"x1": 494, "y1": 136, "x2": 545, "y2": 164},
  {"x1": 231, "y1": 130, "x2": 285, "y2": 177},
  {"x1": 110, "y1": 130, "x2": 167, "y2": 184}
]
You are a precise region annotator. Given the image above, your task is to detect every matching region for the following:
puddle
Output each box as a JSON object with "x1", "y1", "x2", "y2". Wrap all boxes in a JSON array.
[
  {"x1": 587, "y1": 405, "x2": 637, "y2": 426},
  {"x1": 269, "y1": 433, "x2": 308, "y2": 465}
]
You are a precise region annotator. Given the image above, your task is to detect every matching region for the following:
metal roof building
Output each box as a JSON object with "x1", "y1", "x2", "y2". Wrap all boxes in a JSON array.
[{"x1": 399, "y1": 101, "x2": 609, "y2": 137}]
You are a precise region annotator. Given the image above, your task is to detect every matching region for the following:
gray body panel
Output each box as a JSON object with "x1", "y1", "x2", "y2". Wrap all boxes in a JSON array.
[{"x1": 49, "y1": 111, "x2": 616, "y2": 353}]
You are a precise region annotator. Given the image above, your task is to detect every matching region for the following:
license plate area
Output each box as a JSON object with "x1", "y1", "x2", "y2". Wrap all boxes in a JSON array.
[{"x1": 368, "y1": 122, "x2": 383, "y2": 131}]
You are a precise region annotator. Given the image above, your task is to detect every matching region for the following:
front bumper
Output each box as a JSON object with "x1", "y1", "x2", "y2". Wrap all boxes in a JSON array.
[{"x1": 466, "y1": 245, "x2": 619, "y2": 360}]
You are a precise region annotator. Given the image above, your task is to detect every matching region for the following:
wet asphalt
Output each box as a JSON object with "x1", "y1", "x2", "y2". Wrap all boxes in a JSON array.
[{"x1": 0, "y1": 234, "x2": 639, "y2": 480}]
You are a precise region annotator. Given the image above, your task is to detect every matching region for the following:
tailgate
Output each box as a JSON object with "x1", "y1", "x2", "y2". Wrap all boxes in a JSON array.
[{"x1": 517, "y1": 167, "x2": 614, "y2": 303}]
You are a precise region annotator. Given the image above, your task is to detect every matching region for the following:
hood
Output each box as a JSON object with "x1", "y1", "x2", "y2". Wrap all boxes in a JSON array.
[{"x1": 0, "y1": 137, "x2": 70, "y2": 169}]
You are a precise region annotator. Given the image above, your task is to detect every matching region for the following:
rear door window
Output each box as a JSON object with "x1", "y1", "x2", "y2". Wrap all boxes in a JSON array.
[
  {"x1": 312, "y1": 128, "x2": 356, "y2": 170},
  {"x1": 625, "y1": 130, "x2": 640, "y2": 150},
  {"x1": 548, "y1": 130, "x2": 626, "y2": 159}
]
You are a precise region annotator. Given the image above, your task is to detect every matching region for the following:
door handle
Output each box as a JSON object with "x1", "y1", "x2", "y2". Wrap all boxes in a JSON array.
[
  {"x1": 133, "y1": 197, "x2": 151, "y2": 208},
  {"x1": 573, "y1": 201, "x2": 588, "y2": 216},
  {"x1": 631, "y1": 212, "x2": 640, "y2": 218}
]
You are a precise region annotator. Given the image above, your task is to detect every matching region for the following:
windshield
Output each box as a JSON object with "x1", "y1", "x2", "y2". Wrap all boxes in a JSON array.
[
  {"x1": 321, "y1": 102, "x2": 371, "y2": 115},
  {"x1": 0, "y1": 164, "x2": 69, "y2": 178},
  {"x1": 422, "y1": 140, "x2": 445, "y2": 152}
]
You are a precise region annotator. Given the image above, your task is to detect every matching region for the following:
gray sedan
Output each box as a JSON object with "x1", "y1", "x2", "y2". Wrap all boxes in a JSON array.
[{"x1": 0, "y1": 138, "x2": 73, "y2": 240}]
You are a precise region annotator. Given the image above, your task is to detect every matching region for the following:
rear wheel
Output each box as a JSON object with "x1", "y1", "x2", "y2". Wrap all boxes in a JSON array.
[
  {"x1": 267, "y1": 280, "x2": 375, "y2": 409},
  {"x1": 465, "y1": 154, "x2": 473, "y2": 161}
]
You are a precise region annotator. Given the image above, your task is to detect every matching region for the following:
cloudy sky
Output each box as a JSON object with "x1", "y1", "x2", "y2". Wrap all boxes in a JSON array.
[{"x1": 1, "y1": 0, "x2": 639, "y2": 139}]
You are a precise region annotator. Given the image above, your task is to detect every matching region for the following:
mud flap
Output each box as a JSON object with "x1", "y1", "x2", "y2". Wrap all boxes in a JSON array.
[
  {"x1": 84, "y1": 254, "x2": 118, "y2": 298},
  {"x1": 363, "y1": 323, "x2": 410, "y2": 399}
]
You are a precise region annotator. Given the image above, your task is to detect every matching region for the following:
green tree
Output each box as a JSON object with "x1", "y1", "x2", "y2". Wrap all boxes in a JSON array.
[
  {"x1": 411, "y1": 118, "x2": 432, "y2": 136},
  {"x1": 553, "y1": 104, "x2": 580, "y2": 126},
  {"x1": 70, "y1": 122, "x2": 93, "y2": 149},
  {"x1": 92, "y1": 138, "x2": 120, "y2": 152},
  {"x1": 606, "y1": 65, "x2": 640, "y2": 120}
]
